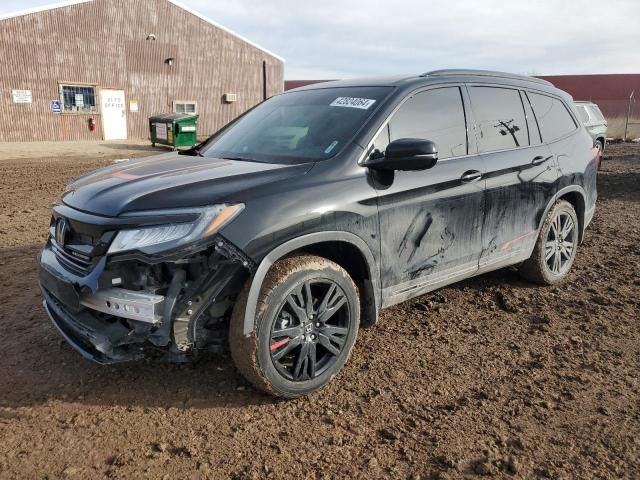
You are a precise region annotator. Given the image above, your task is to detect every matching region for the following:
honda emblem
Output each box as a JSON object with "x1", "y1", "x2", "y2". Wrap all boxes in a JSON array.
[{"x1": 55, "y1": 218, "x2": 68, "y2": 247}]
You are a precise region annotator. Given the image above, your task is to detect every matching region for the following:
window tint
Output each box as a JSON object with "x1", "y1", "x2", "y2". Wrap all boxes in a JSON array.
[
  {"x1": 469, "y1": 87, "x2": 528, "y2": 152},
  {"x1": 576, "y1": 105, "x2": 590, "y2": 123},
  {"x1": 528, "y1": 93, "x2": 577, "y2": 142},
  {"x1": 389, "y1": 87, "x2": 467, "y2": 159}
]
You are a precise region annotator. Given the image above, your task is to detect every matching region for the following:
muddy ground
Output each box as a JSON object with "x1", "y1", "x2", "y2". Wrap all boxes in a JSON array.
[{"x1": 0, "y1": 144, "x2": 638, "y2": 479}]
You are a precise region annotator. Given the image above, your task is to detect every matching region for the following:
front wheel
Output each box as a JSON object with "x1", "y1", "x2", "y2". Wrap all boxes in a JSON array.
[
  {"x1": 229, "y1": 255, "x2": 359, "y2": 398},
  {"x1": 519, "y1": 200, "x2": 579, "y2": 285}
]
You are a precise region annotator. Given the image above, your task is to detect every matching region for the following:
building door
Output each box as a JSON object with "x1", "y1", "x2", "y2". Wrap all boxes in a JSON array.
[{"x1": 100, "y1": 89, "x2": 127, "y2": 140}]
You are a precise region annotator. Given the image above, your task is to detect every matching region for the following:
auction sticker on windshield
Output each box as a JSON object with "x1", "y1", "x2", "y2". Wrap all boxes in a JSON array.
[{"x1": 330, "y1": 97, "x2": 376, "y2": 109}]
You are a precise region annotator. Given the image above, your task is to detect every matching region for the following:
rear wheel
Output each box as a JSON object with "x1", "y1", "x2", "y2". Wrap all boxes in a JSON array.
[
  {"x1": 229, "y1": 255, "x2": 359, "y2": 398},
  {"x1": 520, "y1": 200, "x2": 579, "y2": 285},
  {"x1": 596, "y1": 139, "x2": 605, "y2": 170}
]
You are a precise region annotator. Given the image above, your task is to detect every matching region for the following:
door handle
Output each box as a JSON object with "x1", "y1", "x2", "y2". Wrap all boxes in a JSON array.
[
  {"x1": 460, "y1": 170, "x2": 482, "y2": 182},
  {"x1": 532, "y1": 155, "x2": 553, "y2": 166}
]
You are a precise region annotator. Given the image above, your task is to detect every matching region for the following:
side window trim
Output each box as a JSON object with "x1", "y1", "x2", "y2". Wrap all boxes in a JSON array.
[
  {"x1": 360, "y1": 83, "x2": 470, "y2": 165},
  {"x1": 518, "y1": 91, "x2": 531, "y2": 145},
  {"x1": 523, "y1": 90, "x2": 543, "y2": 143},
  {"x1": 461, "y1": 84, "x2": 478, "y2": 155}
]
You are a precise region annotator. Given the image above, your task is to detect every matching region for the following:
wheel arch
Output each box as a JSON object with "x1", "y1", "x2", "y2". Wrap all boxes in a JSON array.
[
  {"x1": 538, "y1": 186, "x2": 587, "y2": 243},
  {"x1": 241, "y1": 232, "x2": 380, "y2": 336}
]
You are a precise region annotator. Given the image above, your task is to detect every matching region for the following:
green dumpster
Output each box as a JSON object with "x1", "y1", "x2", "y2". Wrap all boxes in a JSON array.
[{"x1": 149, "y1": 113, "x2": 198, "y2": 149}]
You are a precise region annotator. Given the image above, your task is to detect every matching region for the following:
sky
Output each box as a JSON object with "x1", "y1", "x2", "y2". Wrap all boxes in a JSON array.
[{"x1": 1, "y1": 0, "x2": 639, "y2": 79}]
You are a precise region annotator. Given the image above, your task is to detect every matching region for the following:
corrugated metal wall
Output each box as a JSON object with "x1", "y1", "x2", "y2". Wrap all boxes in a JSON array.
[
  {"x1": 0, "y1": 0, "x2": 284, "y2": 142},
  {"x1": 538, "y1": 74, "x2": 640, "y2": 117}
]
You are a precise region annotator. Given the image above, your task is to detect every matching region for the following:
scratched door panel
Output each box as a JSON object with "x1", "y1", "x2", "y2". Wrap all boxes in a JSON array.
[
  {"x1": 373, "y1": 86, "x2": 486, "y2": 290},
  {"x1": 480, "y1": 145, "x2": 556, "y2": 264},
  {"x1": 376, "y1": 156, "x2": 485, "y2": 289},
  {"x1": 466, "y1": 85, "x2": 557, "y2": 267}
]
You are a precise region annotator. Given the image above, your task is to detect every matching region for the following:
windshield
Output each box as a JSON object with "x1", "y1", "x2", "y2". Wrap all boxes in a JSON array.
[{"x1": 199, "y1": 86, "x2": 392, "y2": 164}]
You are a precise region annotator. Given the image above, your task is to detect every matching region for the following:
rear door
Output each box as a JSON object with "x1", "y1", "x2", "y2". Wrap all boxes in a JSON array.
[
  {"x1": 528, "y1": 92, "x2": 596, "y2": 213},
  {"x1": 371, "y1": 86, "x2": 486, "y2": 305},
  {"x1": 466, "y1": 85, "x2": 557, "y2": 271}
]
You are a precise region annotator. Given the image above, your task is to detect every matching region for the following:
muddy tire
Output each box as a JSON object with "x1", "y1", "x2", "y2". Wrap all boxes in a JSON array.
[
  {"x1": 229, "y1": 255, "x2": 359, "y2": 398},
  {"x1": 520, "y1": 200, "x2": 579, "y2": 285},
  {"x1": 596, "y1": 139, "x2": 605, "y2": 170}
]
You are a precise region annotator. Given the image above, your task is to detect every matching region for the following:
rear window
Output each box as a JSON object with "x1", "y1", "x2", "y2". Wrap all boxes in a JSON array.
[
  {"x1": 468, "y1": 87, "x2": 529, "y2": 152},
  {"x1": 528, "y1": 93, "x2": 577, "y2": 142},
  {"x1": 587, "y1": 105, "x2": 605, "y2": 121},
  {"x1": 576, "y1": 105, "x2": 590, "y2": 123}
]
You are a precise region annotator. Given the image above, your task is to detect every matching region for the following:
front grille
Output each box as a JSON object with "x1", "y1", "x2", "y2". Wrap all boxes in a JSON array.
[{"x1": 51, "y1": 242, "x2": 94, "y2": 277}]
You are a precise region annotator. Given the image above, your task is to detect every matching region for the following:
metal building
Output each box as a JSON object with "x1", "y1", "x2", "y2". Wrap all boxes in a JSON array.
[{"x1": 0, "y1": 0, "x2": 284, "y2": 142}]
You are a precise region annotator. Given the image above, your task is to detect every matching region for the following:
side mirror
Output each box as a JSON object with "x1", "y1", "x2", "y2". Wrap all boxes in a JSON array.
[{"x1": 365, "y1": 138, "x2": 438, "y2": 171}]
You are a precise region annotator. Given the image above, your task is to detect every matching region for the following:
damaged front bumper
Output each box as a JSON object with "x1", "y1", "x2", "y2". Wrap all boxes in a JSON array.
[{"x1": 39, "y1": 233, "x2": 255, "y2": 364}]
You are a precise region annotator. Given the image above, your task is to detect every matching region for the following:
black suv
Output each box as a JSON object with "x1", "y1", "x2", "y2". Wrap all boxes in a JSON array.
[{"x1": 39, "y1": 70, "x2": 598, "y2": 397}]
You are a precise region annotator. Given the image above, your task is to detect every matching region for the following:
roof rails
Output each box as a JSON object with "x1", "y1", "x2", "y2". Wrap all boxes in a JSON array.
[{"x1": 420, "y1": 69, "x2": 553, "y2": 87}]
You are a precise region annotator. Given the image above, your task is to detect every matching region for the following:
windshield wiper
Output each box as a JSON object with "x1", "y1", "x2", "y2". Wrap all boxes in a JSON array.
[
  {"x1": 221, "y1": 156, "x2": 264, "y2": 163},
  {"x1": 179, "y1": 144, "x2": 203, "y2": 156}
]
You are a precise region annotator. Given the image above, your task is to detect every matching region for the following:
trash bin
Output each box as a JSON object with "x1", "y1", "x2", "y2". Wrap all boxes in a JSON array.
[{"x1": 149, "y1": 113, "x2": 198, "y2": 149}]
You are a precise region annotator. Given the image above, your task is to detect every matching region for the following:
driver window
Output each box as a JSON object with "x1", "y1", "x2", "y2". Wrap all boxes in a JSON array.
[{"x1": 389, "y1": 87, "x2": 467, "y2": 159}]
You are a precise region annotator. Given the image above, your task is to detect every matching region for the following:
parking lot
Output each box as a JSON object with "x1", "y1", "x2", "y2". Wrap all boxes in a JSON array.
[{"x1": 0, "y1": 143, "x2": 638, "y2": 479}]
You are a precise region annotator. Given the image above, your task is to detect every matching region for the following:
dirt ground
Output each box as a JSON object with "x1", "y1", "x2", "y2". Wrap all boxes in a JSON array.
[{"x1": 0, "y1": 143, "x2": 638, "y2": 479}]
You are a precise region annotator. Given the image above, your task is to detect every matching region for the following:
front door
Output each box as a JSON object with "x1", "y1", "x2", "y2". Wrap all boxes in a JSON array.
[
  {"x1": 371, "y1": 86, "x2": 486, "y2": 306},
  {"x1": 100, "y1": 89, "x2": 127, "y2": 140},
  {"x1": 465, "y1": 85, "x2": 557, "y2": 270}
]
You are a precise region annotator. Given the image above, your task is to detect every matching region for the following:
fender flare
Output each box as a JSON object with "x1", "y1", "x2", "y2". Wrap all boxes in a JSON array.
[
  {"x1": 242, "y1": 231, "x2": 380, "y2": 336},
  {"x1": 537, "y1": 185, "x2": 588, "y2": 241}
]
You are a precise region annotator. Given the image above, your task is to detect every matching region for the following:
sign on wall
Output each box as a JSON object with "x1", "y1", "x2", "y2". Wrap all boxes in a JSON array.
[
  {"x1": 51, "y1": 100, "x2": 62, "y2": 113},
  {"x1": 155, "y1": 123, "x2": 167, "y2": 140},
  {"x1": 129, "y1": 100, "x2": 139, "y2": 112},
  {"x1": 12, "y1": 89, "x2": 32, "y2": 103}
]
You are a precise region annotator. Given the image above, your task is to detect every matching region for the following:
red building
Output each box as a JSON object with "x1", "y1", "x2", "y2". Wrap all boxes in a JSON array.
[{"x1": 538, "y1": 74, "x2": 639, "y2": 137}]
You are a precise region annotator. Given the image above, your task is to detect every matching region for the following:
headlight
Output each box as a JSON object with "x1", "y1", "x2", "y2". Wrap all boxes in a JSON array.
[{"x1": 107, "y1": 203, "x2": 244, "y2": 254}]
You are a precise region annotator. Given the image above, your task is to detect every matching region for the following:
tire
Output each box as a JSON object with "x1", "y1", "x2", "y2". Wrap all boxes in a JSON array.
[
  {"x1": 595, "y1": 139, "x2": 604, "y2": 170},
  {"x1": 520, "y1": 200, "x2": 579, "y2": 285},
  {"x1": 229, "y1": 255, "x2": 360, "y2": 398}
]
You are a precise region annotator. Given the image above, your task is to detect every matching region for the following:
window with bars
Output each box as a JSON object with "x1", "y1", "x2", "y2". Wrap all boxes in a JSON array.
[
  {"x1": 174, "y1": 101, "x2": 197, "y2": 115},
  {"x1": 60, "y1": 84, "x2": 98, "y2": 113}
]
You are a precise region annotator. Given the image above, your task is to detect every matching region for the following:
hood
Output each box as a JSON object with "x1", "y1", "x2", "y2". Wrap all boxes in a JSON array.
[{"x1": 62, "y1": 152, "x2": 313, "y2": 217}]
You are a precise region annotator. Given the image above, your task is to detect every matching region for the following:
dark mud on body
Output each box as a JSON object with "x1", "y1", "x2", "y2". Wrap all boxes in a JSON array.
[{"x1": 0, "y1": 147, "x2": 639, "y2": 479}]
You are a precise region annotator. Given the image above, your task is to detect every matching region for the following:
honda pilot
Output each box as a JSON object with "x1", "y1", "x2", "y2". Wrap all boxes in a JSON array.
[{"x1": 39, "y1": 70, "x2": 598, "y2": 397}]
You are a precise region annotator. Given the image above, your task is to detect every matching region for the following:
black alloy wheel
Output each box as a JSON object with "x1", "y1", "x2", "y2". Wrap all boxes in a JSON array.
[{"x1": 269, "y1": 279, "x2": 351, "y2": 382}]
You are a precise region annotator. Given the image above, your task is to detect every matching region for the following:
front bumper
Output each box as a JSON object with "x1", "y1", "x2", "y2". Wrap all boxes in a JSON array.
[
  {"x1": 42, "y1": 288, "x2": 144, "y2": 364},
  {"x1": 39, "y1": 233, "x2": 255, "y2": 364}
]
